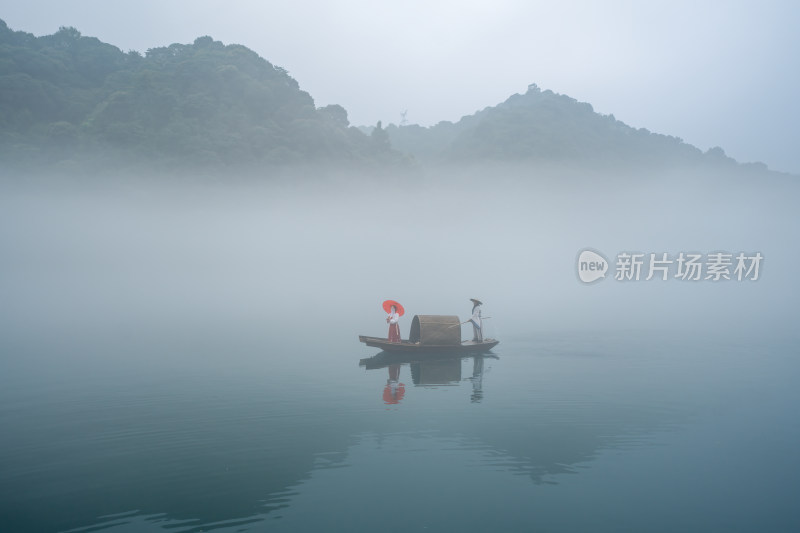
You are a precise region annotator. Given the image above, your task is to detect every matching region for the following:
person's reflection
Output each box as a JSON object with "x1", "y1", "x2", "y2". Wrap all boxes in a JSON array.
[
  {"x1": 470, "y1": 356, "x2": 484, "y2": 403},
  {"x1": 382, "y1": 364, "x2": 406, "y2": 405}
]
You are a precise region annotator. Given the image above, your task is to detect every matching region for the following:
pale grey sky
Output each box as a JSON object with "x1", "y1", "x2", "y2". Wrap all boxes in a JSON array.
[{"x1": 4, "y1": 1, "x2": 799, "y2": 173}]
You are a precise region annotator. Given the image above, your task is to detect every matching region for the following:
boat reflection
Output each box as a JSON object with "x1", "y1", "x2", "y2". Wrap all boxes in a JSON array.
[{"x1": 360, "y1": 352, "x2": 498, "y2": 404}]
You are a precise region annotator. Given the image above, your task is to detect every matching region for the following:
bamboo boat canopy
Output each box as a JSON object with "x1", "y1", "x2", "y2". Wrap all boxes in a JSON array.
[{"x1": 408, "y1": 315, "x2": 461, "y2": 346}]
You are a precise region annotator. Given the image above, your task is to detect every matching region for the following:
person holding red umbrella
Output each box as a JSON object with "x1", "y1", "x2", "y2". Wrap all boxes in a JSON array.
[{"x1": 383, "y1": 299, "x2": 404, "y2": 343}]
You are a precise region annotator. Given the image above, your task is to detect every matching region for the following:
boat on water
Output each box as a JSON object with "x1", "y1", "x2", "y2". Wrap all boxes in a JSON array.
[{"x1": 358, "y1": 314, "x2": 499, "y2": 355}]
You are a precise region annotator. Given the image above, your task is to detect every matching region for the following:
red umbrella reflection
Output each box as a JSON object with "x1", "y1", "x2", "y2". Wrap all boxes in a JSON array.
[{"x1": 382, "y1": 364, "x2": 405, "y2": 404}]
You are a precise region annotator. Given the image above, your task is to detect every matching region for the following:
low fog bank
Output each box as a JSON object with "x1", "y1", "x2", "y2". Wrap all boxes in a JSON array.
[{"x1": 1, "y1": 164, "x2": 798, "y2": 365}]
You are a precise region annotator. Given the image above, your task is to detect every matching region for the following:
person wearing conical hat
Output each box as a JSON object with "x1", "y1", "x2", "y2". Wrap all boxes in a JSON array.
[{"x1": 469, "y1": 298, "x2": 483, "y2": 343}]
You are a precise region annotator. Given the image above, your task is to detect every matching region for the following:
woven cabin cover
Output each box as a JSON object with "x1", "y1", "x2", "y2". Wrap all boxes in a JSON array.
[{"x1": 408, "y1": 315, "x2": 461, "y2": 345}]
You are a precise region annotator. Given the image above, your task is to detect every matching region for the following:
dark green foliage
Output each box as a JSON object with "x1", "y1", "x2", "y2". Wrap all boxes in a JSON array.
[
  {"x1": 0, "y1": 19, "x2": 770, "y2": 176},
  {"x1": 370, "y1": 120, "x2": 390, "y2": 152},
  {"x1": 385, "y1": 84, "x2": 746, "y2": 170},
  {"x1": 0, "y1": 20, "x2": 398, "y2": 171}
]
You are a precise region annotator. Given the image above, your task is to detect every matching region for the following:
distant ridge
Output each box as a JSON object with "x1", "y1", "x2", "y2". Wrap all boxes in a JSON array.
[
  {"x1": 0, "y1": 19, "x2": 781, "y2": 176},
  {"x1": 384, "y1": 84, "x2": 769, "y2": 172}
]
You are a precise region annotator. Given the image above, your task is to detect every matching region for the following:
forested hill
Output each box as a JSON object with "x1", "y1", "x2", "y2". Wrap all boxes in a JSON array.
[
  {"x1": 0, "y1": 19, "x2": 780, "y2": 176},
  {"x1": 0, "y1": 20, "x2": 401, "y2": 171},
  {"x1": 384, "y1": 84, "x2": 766, "y2": 172}
]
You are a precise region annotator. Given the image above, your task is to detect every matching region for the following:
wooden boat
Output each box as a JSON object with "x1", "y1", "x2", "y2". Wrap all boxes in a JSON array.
[
  {"x1": 359, "y1": 314, "x2": 499, "y2": 354},
  {"x1": 358, "y1": 335, "x2": 499, "y2": 353}
]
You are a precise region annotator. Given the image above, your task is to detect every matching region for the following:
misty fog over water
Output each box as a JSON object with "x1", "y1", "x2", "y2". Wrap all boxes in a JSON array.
[
  {"x1": 2, "y1": 4, "x2": 800, "y2": 529},
  {"x1": 2, "y1": 166, "x2": 797, "y2": 342},
  {"x1": 1, "y1": 167, "x2": 799, "y2": 532}
]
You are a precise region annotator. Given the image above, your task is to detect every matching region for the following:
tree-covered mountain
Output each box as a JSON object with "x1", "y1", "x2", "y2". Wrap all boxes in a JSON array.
[
  {"x1": 384, "y1": 84, "x2": 765, "y2": 172},
  {"x1": 0, "y1": 19, "x2": 403, "y2": 171},
  {"x1": 0, "y1": 19, "x2": 780, "y2": 176}
]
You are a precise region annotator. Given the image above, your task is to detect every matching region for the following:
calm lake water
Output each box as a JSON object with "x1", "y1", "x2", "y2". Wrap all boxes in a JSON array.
[
  {"x1": 2, "y1": 174, "x2": 799, "y2": 531},
  {"x1": 2, "y1": 326, "x2": 798, "y2": 533}
]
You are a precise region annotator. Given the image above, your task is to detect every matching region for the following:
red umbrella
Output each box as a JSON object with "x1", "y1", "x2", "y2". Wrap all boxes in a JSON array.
[{"x1": 382, "y1": 300, "x2": 405, "y2": 316}]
